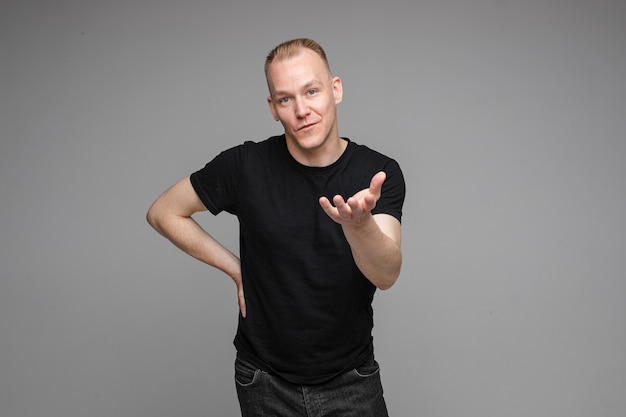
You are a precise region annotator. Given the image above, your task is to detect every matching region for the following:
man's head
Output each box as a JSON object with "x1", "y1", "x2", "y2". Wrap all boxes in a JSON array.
[
  {"x1": 265, "y1": 38, "x2": 344, "y2": 166},
  {"x1": 264, "y1": 38, "x2": 332, "y2": 84}
]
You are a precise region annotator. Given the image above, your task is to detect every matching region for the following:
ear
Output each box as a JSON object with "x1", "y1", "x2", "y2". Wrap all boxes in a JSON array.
[
  {"x1": 332, "y1": 76, "x2": 343, "y2": 105},
  {"x1": 267, "y1": 96, "x2": 279, "y2": 121}
]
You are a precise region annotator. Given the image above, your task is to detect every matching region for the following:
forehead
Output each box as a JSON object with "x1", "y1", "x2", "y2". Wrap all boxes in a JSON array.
[{"x1": 266, "y1": 48, "x2": 331, "y2": 93}]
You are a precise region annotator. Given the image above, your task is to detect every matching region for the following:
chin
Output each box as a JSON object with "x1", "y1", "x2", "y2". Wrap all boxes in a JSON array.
[{"x1": 295, "y1": 134, "x2": 326, "y2": 150}]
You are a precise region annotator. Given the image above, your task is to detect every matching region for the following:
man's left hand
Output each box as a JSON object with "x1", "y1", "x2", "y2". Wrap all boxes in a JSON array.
[{"x1": 319, "y1": 171, "x2": 386, "y2": 226}]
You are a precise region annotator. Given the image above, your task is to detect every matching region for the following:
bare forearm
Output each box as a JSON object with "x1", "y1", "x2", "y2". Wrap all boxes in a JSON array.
[
  {"x1": 147, "y1": 212, "x2": 241, "y2": 279},
  {"x1": 342, "y1": 215, "x2": 402, "y2": 290}
]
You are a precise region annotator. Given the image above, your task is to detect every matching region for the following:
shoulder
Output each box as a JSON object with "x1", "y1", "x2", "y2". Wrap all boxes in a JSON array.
[
  {"x1": 242, "y1": 135, "x2": 284, "y2": 151},
  {"x1": 343, "y1": 139, "x2": 403, "y2": 178},
  {"x1": 200, "y1": 135, "x2": 285, "y2": 167},
  {"x1": 224, "y1": 135, "x2": 286, "y2": 161},
  {"x1": 346, "y1": 139, "x2": 397, "y2": 164}
]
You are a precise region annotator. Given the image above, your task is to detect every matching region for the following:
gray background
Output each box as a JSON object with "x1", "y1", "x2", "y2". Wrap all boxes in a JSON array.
[{"x1": 1, "y1": 0, "x2": 625, "y2": 416}]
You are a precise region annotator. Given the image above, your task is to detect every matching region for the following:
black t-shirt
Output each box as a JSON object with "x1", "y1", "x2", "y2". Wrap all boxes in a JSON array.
[{"x1": 190, "y1": 135, "x2": 405, "y2": 384}]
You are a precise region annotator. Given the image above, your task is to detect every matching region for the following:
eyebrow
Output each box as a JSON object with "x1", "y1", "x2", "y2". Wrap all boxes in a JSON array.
[{"x1": 271, "y1": 79, "x2": 323, "y2": 98}]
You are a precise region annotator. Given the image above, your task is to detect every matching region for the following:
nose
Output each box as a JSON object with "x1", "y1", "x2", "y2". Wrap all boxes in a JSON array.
[{"x1": 294, "y1": 98, "x2": 311, "y2": 118}]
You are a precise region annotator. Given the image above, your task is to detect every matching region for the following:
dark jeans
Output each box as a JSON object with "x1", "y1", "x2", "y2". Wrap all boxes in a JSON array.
[{"x1": 235, "y1": 355, "x2": 389, "y2": 417}]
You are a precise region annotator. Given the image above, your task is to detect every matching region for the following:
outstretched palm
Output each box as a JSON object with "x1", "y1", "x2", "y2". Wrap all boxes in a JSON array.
[{"x1": 319, "y1": 171, "x2": 386, "y2": 225}]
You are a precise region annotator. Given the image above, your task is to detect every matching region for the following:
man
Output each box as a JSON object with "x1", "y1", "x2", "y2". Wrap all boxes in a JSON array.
[{"x1": 147, "y1": 38, "x2": 405, "y2": 416}]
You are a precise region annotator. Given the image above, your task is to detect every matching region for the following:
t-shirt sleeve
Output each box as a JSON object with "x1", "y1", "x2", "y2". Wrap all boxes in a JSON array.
[
  {"x1": 372, "y1": 159, "x2": 405, "y2": 223},
  {"x1": 189, "y1": 145, "x2": 244, "y2": 215}
]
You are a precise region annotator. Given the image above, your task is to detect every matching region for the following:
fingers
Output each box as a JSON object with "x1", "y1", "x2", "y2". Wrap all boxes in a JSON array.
[
  {"x1": 334, "y1": 195, "x2": 354, "y2": 218},
  {"x1": 319, "y1": 196, "x2": 342, "y2": 223},
  {"x1": 318, "y1": 171, "x2": 387, "y2": 223},
  {"x1": 318, "y1": 196, "x2": 333, "y2": 211},
  {"x1": 369, "y1": 171, "x2": 386, "y2": 197},
  {"x1": 237, "y1": 283, "x2": 247, "y2": 318},
  {"x1": 320, "y1": 195, "x2": 355, "y2": 219}
]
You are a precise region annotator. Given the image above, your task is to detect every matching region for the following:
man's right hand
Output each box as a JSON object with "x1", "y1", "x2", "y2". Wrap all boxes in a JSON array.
[{"x1": 233, "y1": 272, "x2": 246, "y2": 318}]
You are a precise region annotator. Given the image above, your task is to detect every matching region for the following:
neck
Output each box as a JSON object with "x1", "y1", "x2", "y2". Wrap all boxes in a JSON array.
[{"x1": 287, "y1": 136, "x2": 347, "y2": 167}]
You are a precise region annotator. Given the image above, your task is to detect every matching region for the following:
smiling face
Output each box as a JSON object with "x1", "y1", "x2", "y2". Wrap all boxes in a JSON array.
[{"x1": 266, "y1": 47, "x2": 344, "y2": 167}]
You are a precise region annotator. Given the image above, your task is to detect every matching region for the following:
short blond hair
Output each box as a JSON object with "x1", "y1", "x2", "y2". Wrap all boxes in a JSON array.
[{"x1": 264, "y1": 38, "x2": 331, "y2": 79}]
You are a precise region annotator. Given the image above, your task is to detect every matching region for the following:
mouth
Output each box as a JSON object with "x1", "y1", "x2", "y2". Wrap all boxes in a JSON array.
[{"x1": 297, "y1": 122, "x2": 318, "y2": 132}]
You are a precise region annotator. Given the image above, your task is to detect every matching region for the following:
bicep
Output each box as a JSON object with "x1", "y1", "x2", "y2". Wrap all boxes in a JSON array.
[{"x1": 372, "y1": 213, "x2": 402, "y2": 246}]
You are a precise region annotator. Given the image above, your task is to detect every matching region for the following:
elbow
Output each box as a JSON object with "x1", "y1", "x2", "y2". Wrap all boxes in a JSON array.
[
  {"x1": 146, "y1": 206, "x2": 156, "y2": 228},
  {"x1": 374, "y1": 263, "x2": 402, "y2": 291},
  {"x1": 146, "y1": 208, "x2": 155, "y2": 228},
  {"x1": 379, "y1": 254, "x2": 402, "y2": 290},
  {"x1": 377, "y1": 272, "x2": 400, "y2": 291},
  {"x1": 146, "y1": 202, "x2": 163, "y2": 233}
]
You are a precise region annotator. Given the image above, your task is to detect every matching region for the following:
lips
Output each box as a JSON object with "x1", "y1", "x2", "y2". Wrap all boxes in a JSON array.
[{"x1": 297, "y1": 122, "x2": 319, "y2": 131}]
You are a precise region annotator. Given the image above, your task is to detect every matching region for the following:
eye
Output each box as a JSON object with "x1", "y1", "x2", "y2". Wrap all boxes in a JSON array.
[
  {"x1": 307, "y1": 89, "x2": 317, "y2": 96},
  {"x1": 279, "y1": 97, "x2": 290, "y2": 104}
]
